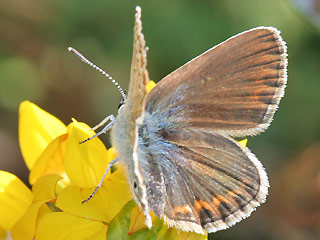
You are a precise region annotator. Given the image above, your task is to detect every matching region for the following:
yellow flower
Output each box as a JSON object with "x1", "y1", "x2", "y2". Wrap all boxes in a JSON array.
[
  {"x1": 1, "y1": 100, "x2": 132, "y2": 240},
  {"x1": 1, "y1": 80, "x2": 249, "y2": 239}
]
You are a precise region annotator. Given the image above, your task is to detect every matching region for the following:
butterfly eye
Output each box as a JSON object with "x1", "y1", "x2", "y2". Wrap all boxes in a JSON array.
[{"x1": 133, "y1": 181, "x2": 137, "y2": 188}]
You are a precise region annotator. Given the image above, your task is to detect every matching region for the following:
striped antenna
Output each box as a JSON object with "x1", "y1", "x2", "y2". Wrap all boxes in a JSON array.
[{"x1": 68, "y1": 47, "x2": 127, "y2": 101}]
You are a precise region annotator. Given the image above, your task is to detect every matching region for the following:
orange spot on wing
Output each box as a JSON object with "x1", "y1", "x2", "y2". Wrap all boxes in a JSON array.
[
  {"x1": 228, "y1": 191, "x2": 236, "y2": 198},
  {"x1": 212, "y1": 195, "x2": 231, "y2": 207},
  {"x1": 194, "y1": 199, "x2": 202, "y2": 213},
  {"x1": 194, "y1": 199, "x2": 219, "y2": 217},
  {"x1": 173, "y1": 205, "x2": 192, "y2": 216},
  {"x1": 212, "y1": 196, "x2": 220, "y2": 208},
  {"x1": 199, "y1": 200, "x2": 215, "y2": 212},
  {"x1": 212, "y1": 194, "x2": 239, "y2": 209},
  {"x1": 213, "y1": 192, "x2": 241, "y2": 210}
]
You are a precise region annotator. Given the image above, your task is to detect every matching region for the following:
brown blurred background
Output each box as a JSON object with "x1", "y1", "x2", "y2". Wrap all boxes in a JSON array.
[{"x1": 0, "y1": 0, "x2": 320, "y2": 239}]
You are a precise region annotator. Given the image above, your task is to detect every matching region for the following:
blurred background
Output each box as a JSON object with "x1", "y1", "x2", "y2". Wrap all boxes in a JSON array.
[{"x1": 0, "y1": 0, "x2": 319, "y2": 239}]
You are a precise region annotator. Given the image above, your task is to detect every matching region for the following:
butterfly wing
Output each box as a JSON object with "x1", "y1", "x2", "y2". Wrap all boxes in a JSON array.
[
  {"x1": 128, "y1": 6, "x2": 152, "y2": 228},
  {"x1": 137, "y1": 124, "x2": 268, "y2": 233},
  {"x1": 112, "y1": 6, "x2": 152, "y2": 227},
  {"x1": 137, "y1": 27, "x2": 287, "y2": 233},
  {"x1": 144, "y1": 27, "x2": 287, "y2": 137},
  {"x1": 127, "y1": 6, "x2": 150, "y2": 130},
  {"x1": 162, "y1": 129, "x2": 268, "y2": 233}
]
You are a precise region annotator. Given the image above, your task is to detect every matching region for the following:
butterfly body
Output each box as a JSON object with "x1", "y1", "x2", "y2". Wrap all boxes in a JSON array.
[{"x1": 110, "y1": 6, "x2": 287, "y2": 234}]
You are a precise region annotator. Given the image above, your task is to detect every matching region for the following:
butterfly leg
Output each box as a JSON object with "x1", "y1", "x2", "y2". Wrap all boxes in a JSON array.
[
  {"x1": 82, "y1": 157, "x2": 118, "y2": 203},
  {"x1": 80, "y1": 115, "x2": 115, "y2": 143}
]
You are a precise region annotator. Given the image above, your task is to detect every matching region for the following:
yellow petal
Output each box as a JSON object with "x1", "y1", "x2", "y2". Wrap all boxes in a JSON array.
[
  {"x1": 56, "y1": 164, "x2": 131, "y2": 223},
  {"x1": 35, "y1": 212, "x2": 107, "y2": 240},
  {"x1": 29, "y1": 134, "x2": 68, "y2": 185},
  {"x1": 32, "y1": 174, "x2": 62, "y2": 202},
  {"x1": 0, "y1": 171, "x2": 32, "y2": 231},
  {"x1": 0, "y1": 226, "x2": 7, "y2": 240},
  {"x1": 12, "y1": 203, "x2": 51, "y2": 240},
  {"x1": 146, "y1": 80, "x2": 156, "y2": 92},
  {"x1": 128, "y1": 206, "x2": 146, "y2": 235},
  {"x1": 157, "y1": 225, "x2": 208, "y2": 240},
  {"x1": 11, "y1": 201, "x2": 45, "y2": 240},
  {"x1": 37, "y1": 202, "x2": 52, "y2": 219},
  {"x1": 128, "y1": 207, "x2": 159, "y2": 235},
  {"x1": 107, "y1": 147, "x2": 117, "y2": 160},
  {"x1": 127, "y1": 209, "x2": 208, "y2": 240},
  {"x1": 107, "y1": 200, "x2": 141, "y2": 239},
  {"x1": 19, "y1": 101, "x2": 67, "y2": 169},
  {"x1": 238, "y1": 138, "x2": 248, "y2": 149},
  {"x1": 11, "y1": 175, "x2": 62, "y2": 240},
  {"x1": 64, "y1": 119, "x2": 110, "y2": 187}
]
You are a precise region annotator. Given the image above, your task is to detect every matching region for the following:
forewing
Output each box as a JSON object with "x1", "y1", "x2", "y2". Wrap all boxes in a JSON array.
[
  {"x1": 144, "y1": 27, "x2": 287, "y2": 137},
  {"x1": 152, "y1": 129, "x2": 268, "y2": 233},
  {"x1": 128, "y1": 6, "x2": 150, "y2": 131},
  {"x1": 129, "y1": 6, "x2": 152, "y2": 227}
]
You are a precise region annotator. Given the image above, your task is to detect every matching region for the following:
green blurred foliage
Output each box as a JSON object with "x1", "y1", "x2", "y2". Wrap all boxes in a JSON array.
[{"x1": 0, "y1": 0, "x2": 320, "y2": 239}]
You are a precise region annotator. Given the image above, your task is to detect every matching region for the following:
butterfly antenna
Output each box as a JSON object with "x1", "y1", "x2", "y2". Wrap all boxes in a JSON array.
[{"x1": 68, "y1": 47, "x2": 127, "y2": 101}]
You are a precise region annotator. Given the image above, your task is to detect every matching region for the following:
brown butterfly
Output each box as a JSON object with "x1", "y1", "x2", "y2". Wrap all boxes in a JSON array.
[{"x1": 74, "y1": 6, "x2": 287, "y2": 234}]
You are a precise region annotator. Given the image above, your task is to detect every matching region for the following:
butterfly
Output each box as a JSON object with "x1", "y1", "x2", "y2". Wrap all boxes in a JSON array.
[{"x1": 76, "y1": 6, "x2": 287, "y2": 234}]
